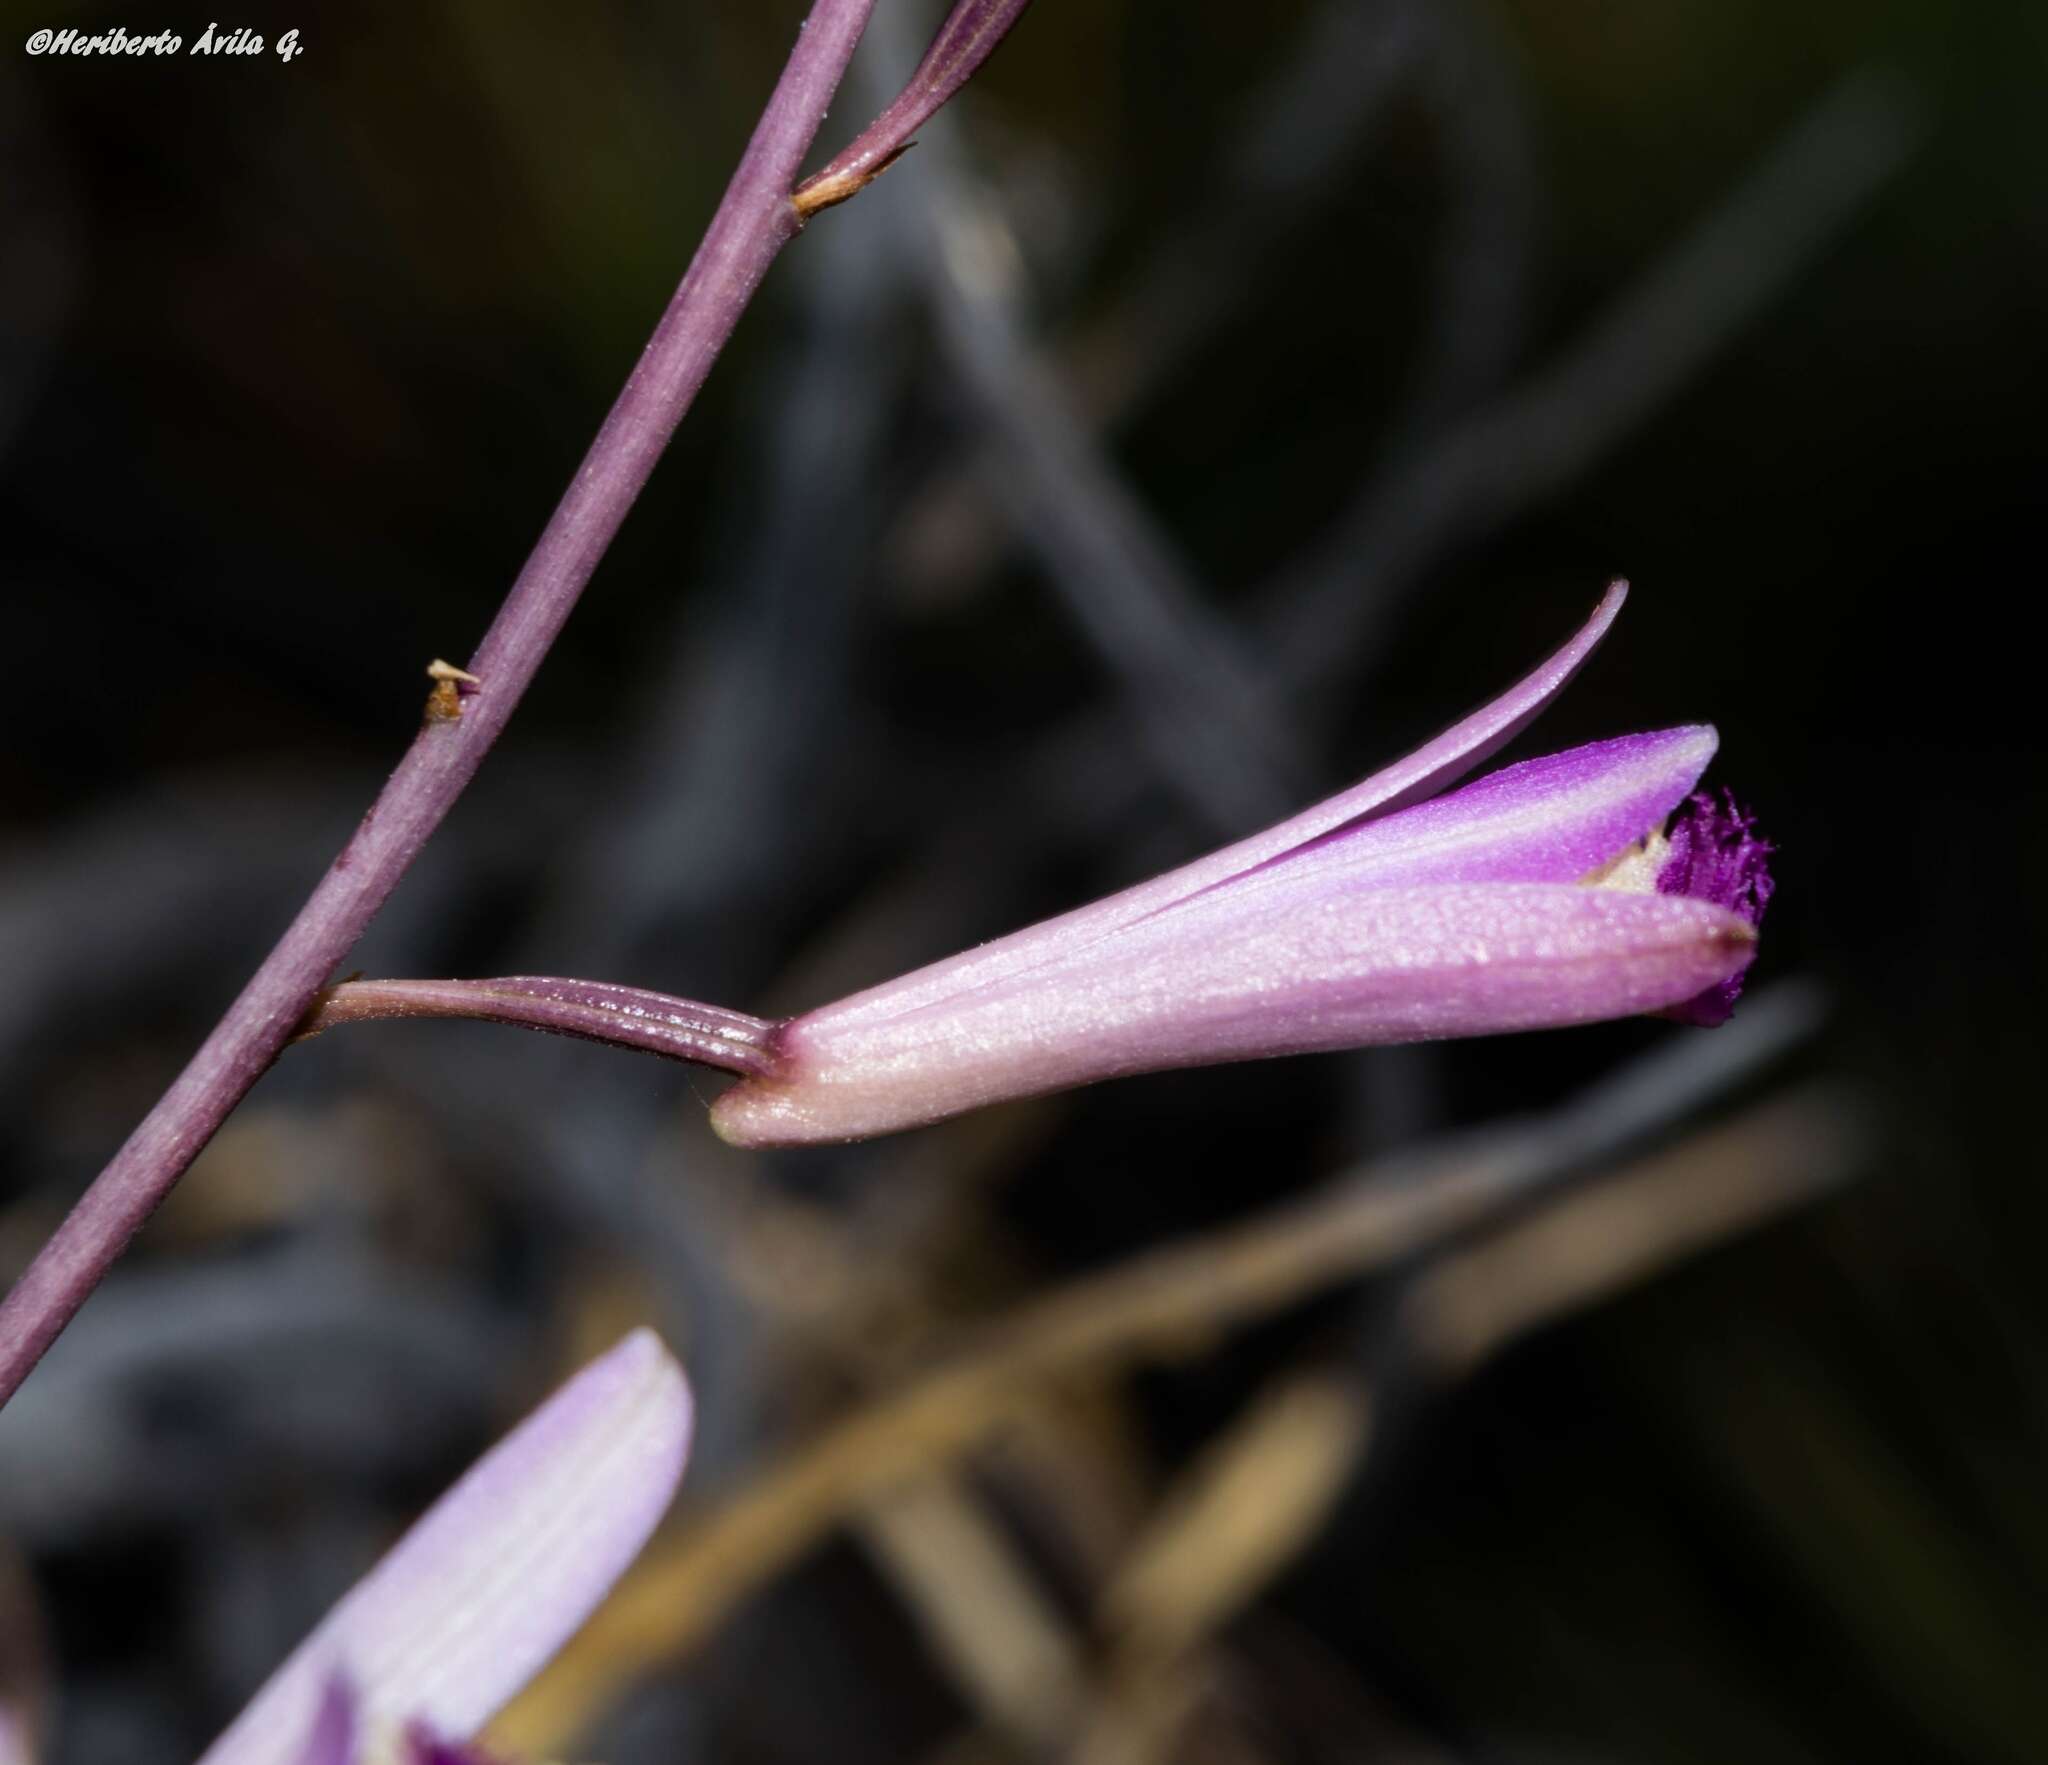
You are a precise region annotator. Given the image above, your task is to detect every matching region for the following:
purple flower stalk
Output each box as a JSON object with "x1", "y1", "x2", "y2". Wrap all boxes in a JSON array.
[
  {"x1": 709, "y1": 582, "x2": 1773, "y2": 1145},
  {"x1": 200, "y1": 1330, "x2": 691, "y2": 1765}
]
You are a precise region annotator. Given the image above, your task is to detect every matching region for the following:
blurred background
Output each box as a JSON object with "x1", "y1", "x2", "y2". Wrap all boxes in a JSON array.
[{"x1": 3, "y1": 0, "x2": 2045, "y2": 1758}]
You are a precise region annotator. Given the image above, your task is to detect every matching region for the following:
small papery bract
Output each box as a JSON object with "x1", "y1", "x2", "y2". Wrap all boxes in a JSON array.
[
  {"x1": 712, "y1": 584, "x2": 1772, "y2": 1147},
  {"x1": 204, "y1": 1330, "x2": 691, "y2": 1765}
]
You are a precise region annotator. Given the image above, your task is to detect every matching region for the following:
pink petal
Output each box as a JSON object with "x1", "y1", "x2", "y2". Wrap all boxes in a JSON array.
[
  {"x1": 201, "y1": 1331, "x2": 691, "y2": 1765},
  {"x1": 713, "y1": 884, "x2": 1754, "y2": 1146}
]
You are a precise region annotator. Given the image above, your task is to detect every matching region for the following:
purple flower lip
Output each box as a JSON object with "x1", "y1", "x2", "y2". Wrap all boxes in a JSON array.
[
  {"x1": 710, "y1": 582, "x2": 1771, "y2": 1147},
  {"x1": 1653, "y1": 788, "x2": 1777, "y2": 1025}
]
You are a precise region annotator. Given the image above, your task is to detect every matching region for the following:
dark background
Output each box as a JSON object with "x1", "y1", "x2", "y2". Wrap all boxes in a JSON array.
[{"x1": 3, "y1": 0, "x2": 2045, "y2": 1759}]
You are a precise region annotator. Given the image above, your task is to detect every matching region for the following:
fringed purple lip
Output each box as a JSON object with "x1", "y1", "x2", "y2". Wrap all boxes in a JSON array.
[{"x1": 1655, "y1": 789, "x2": 1777, "y2": 1025}]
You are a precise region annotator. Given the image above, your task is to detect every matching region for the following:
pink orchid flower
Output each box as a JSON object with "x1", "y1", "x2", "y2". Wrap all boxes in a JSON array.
[
  {"x1": 709, "y1": 582, "x2": 1773, "y2": 1145},
  {"x1": 198, "y1": 1330, "x2": 690, "y2": 1765}
]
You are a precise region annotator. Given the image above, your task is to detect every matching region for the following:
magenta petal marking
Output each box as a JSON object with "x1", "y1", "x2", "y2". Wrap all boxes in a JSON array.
[
  {"x1": 812, "y1": 583, "x2": 1631, "y2": 1032},
  {"x1": 406, "y1": 1724, "x2": 505, "y2": 1765},
  {"x1": 712, "y1": 885, "x2": 1755, "y2": 1146},
  {"x1": 1655, "y1": 789, "x2": 1776, "y2": 1026},
  {"x1": 201, "y1": 1331, "x2": 691, "y2": 1765},
  {"x1": 292, "y1": 1680, "x2": 357, "y2": 1765}
]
